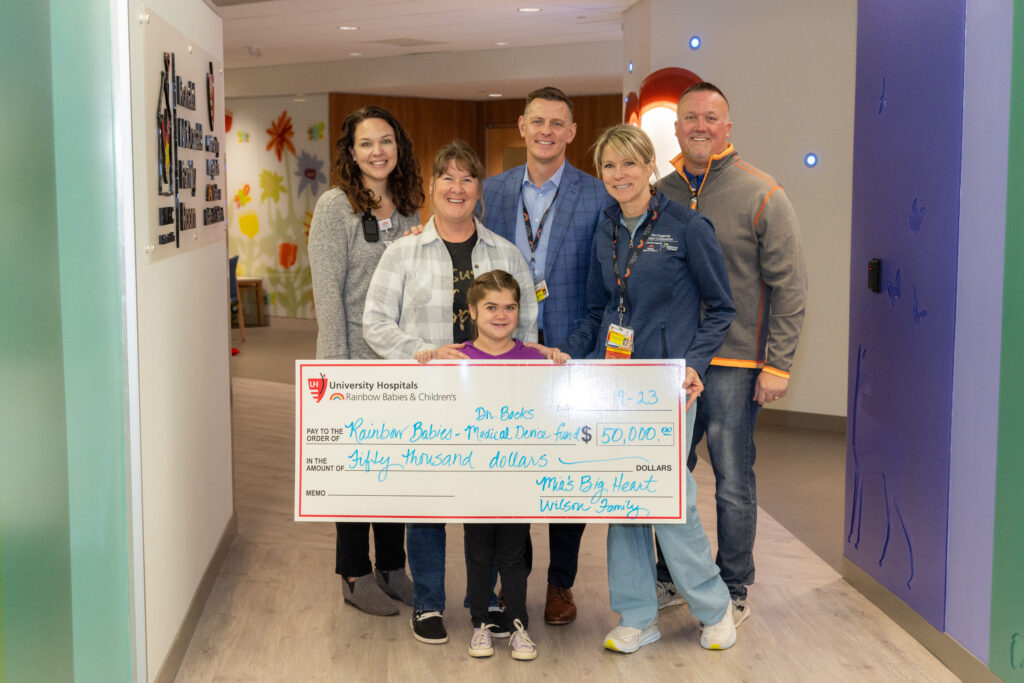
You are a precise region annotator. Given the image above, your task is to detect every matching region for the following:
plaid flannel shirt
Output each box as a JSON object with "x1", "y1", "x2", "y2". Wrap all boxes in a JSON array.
[{"x1": 362, "y1": 217, "x2": 538, "y2": 359}]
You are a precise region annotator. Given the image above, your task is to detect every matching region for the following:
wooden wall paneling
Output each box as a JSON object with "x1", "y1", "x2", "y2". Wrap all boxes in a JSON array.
[
  {"x1": 479, "y1": 94, "x2": 622, "y2": 176},
  {"x1": 328, "y1": 94, "x2": 482, "y2": 221},
  {"x1": 326, "y1": 93, "x2": 622, "y2": 220}
]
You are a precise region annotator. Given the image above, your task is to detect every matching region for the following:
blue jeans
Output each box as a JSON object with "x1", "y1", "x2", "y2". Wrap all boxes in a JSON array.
[
  {"x1": 407, "y1": 523, "x2": 446, "y2": 611},
  {"x1": 688, "y1": 365, "x2": 761, "y2": 599},
  {"x1": 607, "y1": 405, "x2": 730, "y2": 628}
]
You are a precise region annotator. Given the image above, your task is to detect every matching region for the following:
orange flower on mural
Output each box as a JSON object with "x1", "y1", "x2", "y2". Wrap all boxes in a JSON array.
[
  {"x1": 266, "y1": 111, "x2": 296, "y2": 161},
  {"x1": 279, "y1": 242, "x2": 298, "y2": 269}
]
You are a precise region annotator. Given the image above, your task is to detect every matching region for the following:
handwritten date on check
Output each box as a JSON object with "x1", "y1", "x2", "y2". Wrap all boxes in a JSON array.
[{"x1": 295, "y1": 359, "x2": 686, "y2": 523}]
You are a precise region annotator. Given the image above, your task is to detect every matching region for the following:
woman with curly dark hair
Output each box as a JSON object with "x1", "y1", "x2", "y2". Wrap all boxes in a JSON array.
[{"x1": 309, "y1": 105, "x2": 424, "y2": 616}]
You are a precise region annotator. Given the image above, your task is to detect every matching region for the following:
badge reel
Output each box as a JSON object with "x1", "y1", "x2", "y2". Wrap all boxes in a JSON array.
[{"x1": 604, "y1": 323, "x2": 634, "y2": 359}]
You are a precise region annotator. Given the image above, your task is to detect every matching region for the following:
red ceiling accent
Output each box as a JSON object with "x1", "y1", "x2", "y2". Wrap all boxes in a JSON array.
[{"x1": 638, "y1": 67, "x2": 701, "y2": 114}]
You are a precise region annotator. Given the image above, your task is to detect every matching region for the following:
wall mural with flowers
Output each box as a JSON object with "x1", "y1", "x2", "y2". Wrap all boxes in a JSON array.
[{"x1": 225, "y1": 95, "x2": 329, "y2": 319}]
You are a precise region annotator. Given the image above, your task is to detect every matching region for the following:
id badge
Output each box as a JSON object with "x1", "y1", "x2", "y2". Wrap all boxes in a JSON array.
[
  {"x1": 604, "y1": 323, "x2": 634, "y2": 359},
  {"x1": 378, "y1": 217, "x2": 396, "y2": 246},
  {"x1": 534, "y1": 278, "x2": 549, "y2": 303}
]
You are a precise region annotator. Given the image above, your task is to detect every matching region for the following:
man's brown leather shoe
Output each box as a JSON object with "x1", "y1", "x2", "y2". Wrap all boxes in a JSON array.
[{"x1": 544, "y1": 584, "x2": 577, "y2": 624}]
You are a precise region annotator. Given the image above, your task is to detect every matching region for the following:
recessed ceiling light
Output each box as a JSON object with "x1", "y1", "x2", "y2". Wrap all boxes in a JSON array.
[
  {"x1": 689, "y1": 35, "x2": 701, "y2": 49},
  {"x1": 348, "y1": 52, "x2": 363, "y2": 56},
  {"x1": 337, "y1": 25, "x2": 359, "y2": 31},
  {"x1": 488, "y1": 93, "x2": 503, "y2": 98},
  {"x1": 517, "y1": 7, "x2": 542, "y2": 13},
  {"x1": 495, "y1": 41, "x2": 509, "y2": 46}
]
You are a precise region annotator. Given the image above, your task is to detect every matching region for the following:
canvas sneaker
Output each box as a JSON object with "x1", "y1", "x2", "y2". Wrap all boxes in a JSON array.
[
  {"x1": 468, "y1": 625, "x2": 494, "y2": 658},
  {"x1": 484, "y1": 606, "x2": 511, "y2": 638},
  {"x1": 700, "y1": 604, "x2": 737, "y2": 650},
  {"x1": 603, "y1": 623, "x2": 661, "y2": 654},
  {"x1": 411, "y1": 610, "x2": 448, "y2": 644},
  {"x1": 509, "y1": 619, "x2": 537, "y2": 660}
]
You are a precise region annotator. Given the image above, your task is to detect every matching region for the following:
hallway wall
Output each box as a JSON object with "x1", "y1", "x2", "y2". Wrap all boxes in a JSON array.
[{"x1": 622, "y1": 0, "x2": 856, "y2": 419}]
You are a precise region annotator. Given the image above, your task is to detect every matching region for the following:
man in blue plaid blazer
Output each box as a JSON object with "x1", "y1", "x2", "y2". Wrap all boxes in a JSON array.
[{"x1": 478, "y1": 86, "x2": 612, "y2": 626}]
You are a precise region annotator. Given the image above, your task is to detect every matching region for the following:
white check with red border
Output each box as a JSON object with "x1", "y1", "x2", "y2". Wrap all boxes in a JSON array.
[{"x1": 295, "y1": 359, "x2": 686, "y2": 523}]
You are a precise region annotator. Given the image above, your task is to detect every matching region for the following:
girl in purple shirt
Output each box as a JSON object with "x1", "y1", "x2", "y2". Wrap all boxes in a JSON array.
[{"x1": 415, "y1": 270, "x2": 566, "y2": 661}]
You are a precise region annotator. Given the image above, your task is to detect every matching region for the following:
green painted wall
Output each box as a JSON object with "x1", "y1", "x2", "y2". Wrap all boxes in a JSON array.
[
  {"x1": 991, "y1": 2, "x2": 1024, "y2": 680},
  {"x1": 0, "y1": 1, "x2": 75, "y2": 681},
  {"x1": 49, "y1": 0, "x2": 135, "y2": 679}
]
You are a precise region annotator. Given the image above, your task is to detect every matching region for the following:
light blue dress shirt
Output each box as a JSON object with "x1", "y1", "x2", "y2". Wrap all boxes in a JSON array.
[{"x1": 514, "y1": 161, "x2": 566, "y2": 331}]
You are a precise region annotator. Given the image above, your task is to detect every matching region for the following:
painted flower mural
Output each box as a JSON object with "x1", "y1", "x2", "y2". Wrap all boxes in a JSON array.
[
  {"x1": 279, "y1": 242, "x2": 298, "y2": 269},
  {"x1": 266, "y1": 111, "x2": 296, "y2": 161},
  {"x1": 260, "y1": 169, "x2": 286, "y2": 203},
  {"x1": 234, "y1": 184, "x2": 252, "y2": 208},
  {"x1": 295, "y1": 150, "x2": 327, "y2": 197},
  {"x1": 227, "y1": 98, "x2": 329, "y2": 320}
]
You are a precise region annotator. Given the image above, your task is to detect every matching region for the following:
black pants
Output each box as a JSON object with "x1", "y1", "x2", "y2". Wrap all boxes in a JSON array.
[
  {"x1": 465, "y1": 523, "x2": 530, "y2": 627},
  {"x1": 546, "y1": 523, "x2": 586, "y2": 587},
  {"x1": 334, "y1": 521, "x2": 406, "y2": 577}
]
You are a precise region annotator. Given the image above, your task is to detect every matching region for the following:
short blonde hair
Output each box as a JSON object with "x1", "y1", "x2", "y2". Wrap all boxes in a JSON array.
[{"x1": 591, "y1": 124, "x2": 656, "y2": 177}]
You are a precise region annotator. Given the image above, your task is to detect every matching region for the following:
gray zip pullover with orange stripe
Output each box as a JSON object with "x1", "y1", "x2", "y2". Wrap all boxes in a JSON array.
[{"x1": 659, "y1": 144, "x2": 807, "y2": 377}]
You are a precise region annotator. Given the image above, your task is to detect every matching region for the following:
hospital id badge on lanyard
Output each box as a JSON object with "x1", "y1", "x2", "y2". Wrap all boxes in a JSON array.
[
  {"x1": 605, "y1": 323, "x2": 634, "y2": 359},
  {"x1": 605, "y1": 191, "x2": 659, "y2": 359},
  {"x1": 534, "y1": 278, "x2": 549, "y2": 303}
]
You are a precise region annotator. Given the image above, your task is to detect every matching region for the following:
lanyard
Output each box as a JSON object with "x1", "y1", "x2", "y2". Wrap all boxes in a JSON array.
[
  {"x1": 521, "y1": 185, "x2": 558, "y2": 274},
  {"x1": 610, "y1": 192, "x2": 660, "y2": 326},
  {"x1": 684, "y1": 171, "x2": 708, "y2": 210}
]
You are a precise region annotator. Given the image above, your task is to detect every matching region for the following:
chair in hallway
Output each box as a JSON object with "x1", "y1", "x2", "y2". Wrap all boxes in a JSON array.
[{"x1": 229, "y1": 255, "x2": 246, "y2": 343}]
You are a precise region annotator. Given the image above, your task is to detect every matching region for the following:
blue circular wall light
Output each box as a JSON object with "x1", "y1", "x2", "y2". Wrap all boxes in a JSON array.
[
  {"x1": 689, "y1": 36, "x2": 701, "y2": 50},
  {"x1": 628, "y1": 61, "x2": 634, "y2": 73},
  {"x1": 804, "y1": 152, "x2": 819, "y2": 168}
]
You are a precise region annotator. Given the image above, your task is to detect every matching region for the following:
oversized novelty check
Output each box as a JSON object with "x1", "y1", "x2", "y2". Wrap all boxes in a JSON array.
[{"x1": 295, "y1": 359, "x2": 686, "y2": 523}]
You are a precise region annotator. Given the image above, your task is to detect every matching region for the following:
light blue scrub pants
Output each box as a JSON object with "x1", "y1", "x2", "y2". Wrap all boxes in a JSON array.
[{"x1": 607, "y1": 403, "x2": 730, "y2": 628}]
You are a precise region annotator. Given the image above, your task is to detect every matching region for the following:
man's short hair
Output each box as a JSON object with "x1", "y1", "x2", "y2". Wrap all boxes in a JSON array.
[
  {"x1": 524, "y1": 86, "x2": 574, "y2": 120},
  {"x1": 678, "y1": 81, "x2": 730, "y2": 109}
]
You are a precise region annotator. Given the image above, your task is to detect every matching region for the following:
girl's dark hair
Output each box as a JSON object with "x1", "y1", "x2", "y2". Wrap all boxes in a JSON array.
[
  {"x1": 466, "y1": 270, "x2": 521, "y2": 340},
  {"x1": 334, "y1": 106, "x2": 424, "y2": 216}
]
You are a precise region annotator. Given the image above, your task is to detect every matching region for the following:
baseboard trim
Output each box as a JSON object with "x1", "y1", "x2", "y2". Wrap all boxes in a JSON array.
[
  {"x1": 758, "y1": 409, "x2": 846, "y2": 433},
  {"x1": 153, "y1": 513, "x2": 238, "y2": 683},
  {"x1": 841, "y1": 558, "x2": 999, "y2": 682}
]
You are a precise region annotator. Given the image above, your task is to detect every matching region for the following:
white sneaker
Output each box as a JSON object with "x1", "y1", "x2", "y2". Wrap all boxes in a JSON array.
[
  {"x1": 731, "y1": 597, "x2": 750, "y2": 627},
  {"x1": 603, "y1": 623, "x2": 661, "y2": 654},
  {"x1": 656, "y1": 580, "x2": 685, "y2": 609},
  {"x1": 468, "y1": 625, "x2": 494, "y2": 658},
  {"x1": 700, "y1": 604, "x2": 737, "y2": 650},
  {"x1": 509, "y1": 619, "x2": 537, "y2": 660}
]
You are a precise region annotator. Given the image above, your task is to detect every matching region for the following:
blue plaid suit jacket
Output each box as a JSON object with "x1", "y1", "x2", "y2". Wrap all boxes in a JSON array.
[{"x1": 480, "y1": 161, "x2": 612, "y2": 349}]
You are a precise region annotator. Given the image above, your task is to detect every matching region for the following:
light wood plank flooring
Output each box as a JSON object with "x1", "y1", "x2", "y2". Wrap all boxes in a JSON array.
[{"x1": 174, "y1": 377, "x2": 957, "y2": 682}]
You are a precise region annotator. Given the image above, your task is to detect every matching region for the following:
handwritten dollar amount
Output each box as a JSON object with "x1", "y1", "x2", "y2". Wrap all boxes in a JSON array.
[{"x1": 579, "y1": 423, "x2": 674, "y2": 446}]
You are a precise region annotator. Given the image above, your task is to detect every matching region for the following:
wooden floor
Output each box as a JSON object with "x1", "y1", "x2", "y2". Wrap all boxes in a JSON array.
[{"x1": 174, "y1": 376, "x2": 958, "y2": 682}]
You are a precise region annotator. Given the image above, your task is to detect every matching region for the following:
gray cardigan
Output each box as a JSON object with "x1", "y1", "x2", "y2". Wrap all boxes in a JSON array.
[{"x1": 308, "y1": 187, "x2": 418, "y2": 360}]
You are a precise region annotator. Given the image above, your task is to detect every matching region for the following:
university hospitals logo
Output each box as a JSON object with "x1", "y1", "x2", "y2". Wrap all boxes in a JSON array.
[{"x1": 308, "y1": 373, "x2": 327, "y2": 403}]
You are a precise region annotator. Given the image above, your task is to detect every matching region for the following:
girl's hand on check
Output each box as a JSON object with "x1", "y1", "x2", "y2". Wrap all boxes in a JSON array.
[
  {"x1": 547, "y1": 348, "x2": 570, "y2": 365},
  {"x1": 414, "y1": 349, "x2": 435, "y2": 364},
  {"x1": 683, "y1": 367, "x2": 703, "y2": 411},
  {"x1": 523, "y1": 341, "x2": 570, "y2": 365}
]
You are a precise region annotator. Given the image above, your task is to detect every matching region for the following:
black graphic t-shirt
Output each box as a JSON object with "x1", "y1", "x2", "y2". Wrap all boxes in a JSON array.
[{"x1": 443, "y1": 233, "x2": 478, "y2": 343}]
